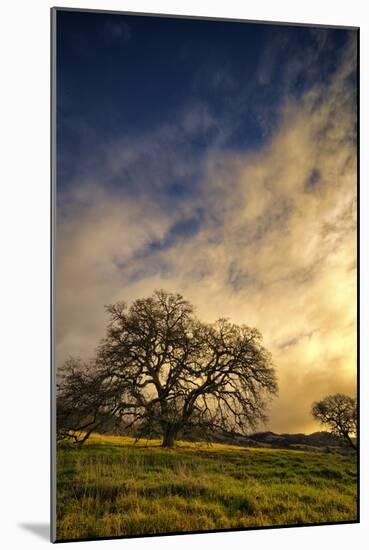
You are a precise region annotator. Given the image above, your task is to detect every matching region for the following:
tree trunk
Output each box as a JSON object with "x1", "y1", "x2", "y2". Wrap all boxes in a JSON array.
[
  {"x1": 345, "y1": 433, "x2": 357, "y2": 450},
  {"x1": 162, "y1": 425, "x2": 177, "y2": 448}
]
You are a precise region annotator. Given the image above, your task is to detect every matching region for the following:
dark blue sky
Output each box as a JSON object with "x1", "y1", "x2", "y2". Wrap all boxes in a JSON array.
[{"x1": 56, "y1": 9, "x2": 353, "y2": 207}]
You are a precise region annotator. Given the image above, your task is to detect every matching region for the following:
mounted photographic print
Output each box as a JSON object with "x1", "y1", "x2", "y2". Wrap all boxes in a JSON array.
[{"x1": 51, "y1": 7, "x2": 359, "y2": 543}]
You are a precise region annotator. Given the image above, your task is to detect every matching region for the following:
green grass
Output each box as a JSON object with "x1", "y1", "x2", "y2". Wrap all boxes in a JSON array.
[{"x1": 56, "y1": 433, "x2": 357, "y2": 541}]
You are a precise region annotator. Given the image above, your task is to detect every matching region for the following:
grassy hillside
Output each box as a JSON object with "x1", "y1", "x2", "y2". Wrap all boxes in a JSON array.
[{"x1": 56, "y1": 433, "x2": 357, "y2": 541}]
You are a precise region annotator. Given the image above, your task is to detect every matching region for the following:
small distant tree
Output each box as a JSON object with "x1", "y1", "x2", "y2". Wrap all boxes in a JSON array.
[
  {"x1": 57, "y1": 290, "x2": 278, "y2": 447},
  {"x1": 311, "y1": 393, "x2": 357, "y2": 450}
]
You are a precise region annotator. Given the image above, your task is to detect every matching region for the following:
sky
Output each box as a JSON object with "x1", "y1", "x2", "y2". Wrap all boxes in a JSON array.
[{"x1": 55, "y1": 10, "x2": 358, "y2": 434}]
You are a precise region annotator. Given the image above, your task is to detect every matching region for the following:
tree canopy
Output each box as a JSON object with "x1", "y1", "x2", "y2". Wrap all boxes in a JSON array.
[
  {"x1": 311, "y1": 393, "x2": 357, "y2": 450},
  {"x1": 57, "y1": 290, "x2": 278, "y2": 447}
]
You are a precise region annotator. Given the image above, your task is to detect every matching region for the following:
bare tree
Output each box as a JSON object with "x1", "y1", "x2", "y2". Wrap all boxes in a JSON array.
[
  {"x1": 57, "y1": 290, "x2": 278, "y2": 447},
  {"x1": 311, "y1": 393, "x2": 357, "y2": 450},
  {"x1": 56, "y1": 358, "x2": 129, "y2": 445}
]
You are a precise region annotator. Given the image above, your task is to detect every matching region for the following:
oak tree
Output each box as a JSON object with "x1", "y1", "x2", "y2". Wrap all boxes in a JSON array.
[
  {"x1": 311, "y1": 393, "x2": 357, "y2": 450},
  {"x1": 57, "y1": 290, "x2": 278, "y2": 447}
]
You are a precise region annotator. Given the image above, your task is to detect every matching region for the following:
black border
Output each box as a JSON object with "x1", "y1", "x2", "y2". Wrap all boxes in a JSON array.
[
  {"x1": 56, "y1": 520, "x2": 358, "y2": 544},
  {"x1": 50, "y1": 7, "x2": 360, "y2": 544},
  {"x1": 51, "y1": 6, "x2": 57, "y2": 545},
  {"x1": 51, "y1": 5, "x2": 359, "y2": 30},
  {"x1": 356, "y1": 25, "x2": 360, "y2": 527}
]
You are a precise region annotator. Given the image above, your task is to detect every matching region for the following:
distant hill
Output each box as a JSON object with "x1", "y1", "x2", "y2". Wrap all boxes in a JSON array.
[
  {"x1": 247, "y1": 431, "x2": 344, "y2": 448},
  {"x1": 203, "y1": 429, "x2": 346, "y2": 449}
]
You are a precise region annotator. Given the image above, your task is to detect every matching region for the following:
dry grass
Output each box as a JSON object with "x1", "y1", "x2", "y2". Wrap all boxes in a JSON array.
[{"x1": 56, "y1": 433, "x2": 357, "y2": 541}]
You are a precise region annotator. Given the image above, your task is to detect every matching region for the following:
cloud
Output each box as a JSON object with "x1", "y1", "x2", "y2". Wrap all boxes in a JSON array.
[{"x1": 56, "y1": 37, "x2": 357, "y2": 434}]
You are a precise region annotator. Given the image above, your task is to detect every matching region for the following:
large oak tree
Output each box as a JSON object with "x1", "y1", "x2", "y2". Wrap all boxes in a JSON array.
[{"x1": 57, "y1": 290, "x2": 278, "y2": 447}]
